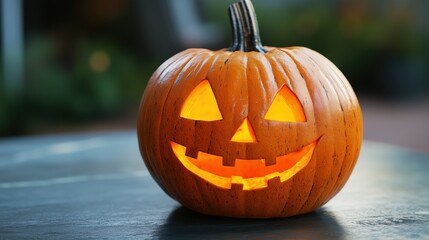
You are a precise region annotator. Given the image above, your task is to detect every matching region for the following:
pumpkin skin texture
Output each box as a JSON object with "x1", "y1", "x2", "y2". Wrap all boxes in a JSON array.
[{"x1": 137, "y1": 1, "x2": 362, "y2": 218}]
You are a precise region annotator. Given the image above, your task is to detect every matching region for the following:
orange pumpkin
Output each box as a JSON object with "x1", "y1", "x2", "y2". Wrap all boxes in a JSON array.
[{"x1": 138, "y1": 0, "x2": 362, "y2": 218}]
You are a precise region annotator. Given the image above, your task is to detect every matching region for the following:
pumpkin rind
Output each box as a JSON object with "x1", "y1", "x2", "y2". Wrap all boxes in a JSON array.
[{"x1": 138, "y1": 47, "x2": 362, "y2": 218}]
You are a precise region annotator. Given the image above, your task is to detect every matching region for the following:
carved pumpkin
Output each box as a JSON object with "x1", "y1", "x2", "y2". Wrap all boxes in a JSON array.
[{"x1": 138, "y1": 0, "x2": 362, "y2": 218}]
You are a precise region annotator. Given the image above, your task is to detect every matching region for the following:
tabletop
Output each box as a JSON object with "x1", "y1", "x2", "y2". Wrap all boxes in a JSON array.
[{"x1": 0, "y1": 131, "x2": 428, "y2": 239}]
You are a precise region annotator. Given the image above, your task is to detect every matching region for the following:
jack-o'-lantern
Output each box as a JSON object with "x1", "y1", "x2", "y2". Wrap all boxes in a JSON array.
[{"x1": 138, "y1": 0, "x2": 362, "y2": 218}]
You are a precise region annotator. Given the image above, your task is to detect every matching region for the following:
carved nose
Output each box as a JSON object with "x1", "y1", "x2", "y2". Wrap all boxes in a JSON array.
[{"x1": 231, "y1": 118, "x2": 257, "y2": 143}]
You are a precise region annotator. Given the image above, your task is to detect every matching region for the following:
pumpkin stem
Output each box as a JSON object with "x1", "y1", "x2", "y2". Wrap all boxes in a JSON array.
[{"x1": 228, "y1": 0, "x2": 267, "y2": 53}]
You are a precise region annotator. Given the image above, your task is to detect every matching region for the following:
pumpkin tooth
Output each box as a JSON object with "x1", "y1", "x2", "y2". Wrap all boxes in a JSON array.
[
  {"x1": 222, "y1": 155, "x2": 236, "y2": 167},
  {"x1": 185, "y1": 146, "x2": 200, "y2": 159},
  {"x1": 230, "y1": 181, "x2": 244, "y2": 191},
  {"x1": 231, "y1": 176, "x2": 244, "y2": 190},
  {"x1": 264, "y1": 156, "x2": 277, "y2": 166},
  {"x1": 266, "y1": 175, "x2": 281, "y2": 187}
]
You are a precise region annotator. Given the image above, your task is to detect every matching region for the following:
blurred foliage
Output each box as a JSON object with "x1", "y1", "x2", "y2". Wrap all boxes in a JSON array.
[{"x1": 1, "y1": 35, "x2": 156, "y2": 136}]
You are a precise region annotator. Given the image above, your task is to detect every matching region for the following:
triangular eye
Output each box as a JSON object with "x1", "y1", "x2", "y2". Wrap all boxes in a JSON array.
[
  {"x1": 264, "y1": 85, "x2": 306, "y2": 122},
  {"x1": 180, "y1": 80, "x2": 223, "y2": 121}
]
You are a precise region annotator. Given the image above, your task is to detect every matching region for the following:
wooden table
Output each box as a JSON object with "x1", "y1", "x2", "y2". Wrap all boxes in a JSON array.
[{"x1": 0, "y1": 131, "x2": 428, "y2": 239}]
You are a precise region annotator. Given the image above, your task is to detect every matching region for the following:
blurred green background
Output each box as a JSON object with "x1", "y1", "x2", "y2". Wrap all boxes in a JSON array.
[{"x1": 0, "y1": 0, "x2": 428, "y2": 137}]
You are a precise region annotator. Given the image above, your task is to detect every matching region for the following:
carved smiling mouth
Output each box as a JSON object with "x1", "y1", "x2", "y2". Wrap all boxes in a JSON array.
[{"x1": 170, "y1": 140, "x2": 318, "y2": 190}]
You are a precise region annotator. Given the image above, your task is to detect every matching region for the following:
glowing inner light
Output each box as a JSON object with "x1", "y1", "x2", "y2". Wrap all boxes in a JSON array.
[
  {"x1": 264, "y1": 85, "x2": 306, "y2": 122},
  {"x1": 180, "y1": 80, "x2": 223, "y2": 121},
  {"x1": 170, "y1": 140, "x2": 317, "y2": 190},
  {"x1": 231, "y1": 118, "x2": 257, "y2": 143}
]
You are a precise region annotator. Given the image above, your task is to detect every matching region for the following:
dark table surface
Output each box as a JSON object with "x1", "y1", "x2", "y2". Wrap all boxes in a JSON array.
[{"x1": 0, "y1": 131, "x2": 428, "y2": 239}]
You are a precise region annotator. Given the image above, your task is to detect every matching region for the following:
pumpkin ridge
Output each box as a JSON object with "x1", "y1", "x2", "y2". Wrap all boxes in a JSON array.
[
  {"x1": 264, "y1": 50, "x2": 300, "y2": 214},
  {"x1": 235, "y1": 51, "x2": 250, "y2": 162},
  {"x1": 306, "y1": 51, "x2": 347, "y2": 211},
  {"x1": 301, "y1": 48, "x2": 354, "y2": 108},
  {"x1": 302, "y1": 48, "x2": 356, "y2": 106},
  {"x1": 294, "y1": 49, "x2": 361, "y2": 211},
  {"x1": 279, "y1": 48, "x2": 326, "y2": 214},
  {"x1": 203, "y1": 52, "x2": 225, "y2": 167},
  {"x1": 139, "y1": 51, "x2": 200, "y2": 200},
  {"x1": 188, "y1": 51, "x2": 226, "y2": 211},
  {"x1": 161, "y1": 51, "x2": 212, "y2": 203},
  {"x1": 302, "y1": 49, "x2": 363, "y2": 181},
  {"x1": 265, "y1": 50, "x2": 293, "y2": 92},
  {"x1": 277, "y1": 49, "x2": 314, "y2": 119},
  {"x1": 278, "y1": 48, "x2": 318, "y2": 146},
  {"x1": 297, "y1": 50, "x2": 344, "y2": 208},
  {"x1": 191, "y1": 51, "x2": 229, "y2": 208},
  {"x1": 298, "y1": 50, "x2": 358, "y2": 208}
]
